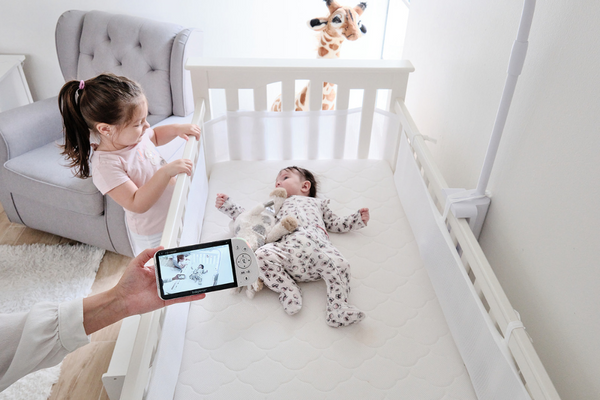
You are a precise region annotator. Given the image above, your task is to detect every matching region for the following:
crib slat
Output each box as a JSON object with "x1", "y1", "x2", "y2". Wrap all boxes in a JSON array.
[
  {"x1": 357, "y1": 89, "x2": 377, "y2": 159},
  {"x1": 254, "y1": 86, "x2": 267, "y2": 112},
  {"x1": 224, "y1": 88, "x2": 241, "y2": 159},
  {"x1": 308, "y1": 116, "x2": 319, "y2": 159},
  {"x1": 251, "y1": 117, "x2": 266, "y2": 160},
  {"x1": 225, "y1": 87, "x2": 239, "y2": 111},
  {"x1": 395, "y1": 100, "x2": 448, "y2": 203},
  {"x1": 282, "y1": 80, "x2": 295, "y2": 112},
  {"x1": 336, "y1": 85, "x2": 350, "y2": 111},
  {"x1": 280, "y1": 79, "x2": 295, "y2": 158},
  {"x1": 277, "y1": 116, "x2": 291, "y2": 159},
  {"x1": 189, "y1": 69, "x2": 211, "y2": 121},
  {"x1": 309, "y1": 81, "x2": 323, "y2": 112},
  {"x1": 330, "y1": 85, "x2": 349, "y2": 159}
]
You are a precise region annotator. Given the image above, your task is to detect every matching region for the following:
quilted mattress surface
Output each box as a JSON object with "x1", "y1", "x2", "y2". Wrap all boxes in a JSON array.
[{"x1": 174, "y1": 159, "x2": 476, "y2": 399}]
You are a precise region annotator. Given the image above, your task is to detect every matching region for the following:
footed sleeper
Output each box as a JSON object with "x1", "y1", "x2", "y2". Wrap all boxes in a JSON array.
[{"x1": 220, "y1": 195, "x2": 366, "y2": 327}]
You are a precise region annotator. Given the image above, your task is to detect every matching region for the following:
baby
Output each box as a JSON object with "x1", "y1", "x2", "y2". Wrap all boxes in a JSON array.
[{"x1": 216, "y1": 166, "x2": 369, "y2": 327}]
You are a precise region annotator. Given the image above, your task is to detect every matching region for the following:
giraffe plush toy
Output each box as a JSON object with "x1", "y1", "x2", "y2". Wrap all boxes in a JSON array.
[{"x1": 270, "y1": 0, "x2": 367, "y2": 112}]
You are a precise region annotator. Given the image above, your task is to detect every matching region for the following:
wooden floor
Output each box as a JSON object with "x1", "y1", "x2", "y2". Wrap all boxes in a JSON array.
[{"x1": 0, "y1": 202, "x2": 132, "y2": 400}]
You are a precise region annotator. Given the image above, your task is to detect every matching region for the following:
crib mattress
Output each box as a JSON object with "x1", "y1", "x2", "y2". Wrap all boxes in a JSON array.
[{"x1": 173, "y1": 159, "x2": 477, "y2": 399}]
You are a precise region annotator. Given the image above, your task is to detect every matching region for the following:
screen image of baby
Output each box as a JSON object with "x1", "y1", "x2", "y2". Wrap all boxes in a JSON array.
[{"x1": 160, "y1": 245, "x2": 235, "y2": 294}]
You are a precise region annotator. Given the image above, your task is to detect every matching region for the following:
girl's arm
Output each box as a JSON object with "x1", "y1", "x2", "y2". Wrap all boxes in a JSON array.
[
  {"x1": 107, "y1": 159, "x2": 193, "y2": 214},
  {"x1": 151, "y1": 124, "x2": 201, "y2": 147}
]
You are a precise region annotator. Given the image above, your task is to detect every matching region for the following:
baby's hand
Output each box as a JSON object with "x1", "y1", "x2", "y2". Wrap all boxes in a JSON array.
[
  {"x1": 161, "y1": 159, "x2": 193, "y2": 178},
  {"x1": 175, "y1": 124, "x2": 201, "y2": 141},
  {"x1": 359, "y1": 208, "x2": 370, "y2": 225},
  {"x1": 215, "y1": 193, "x2": 229, "y2": 209}
]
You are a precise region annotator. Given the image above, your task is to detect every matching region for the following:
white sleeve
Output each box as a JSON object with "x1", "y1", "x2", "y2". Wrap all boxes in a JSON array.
[{"x1": 0, "y1": 299, "x2": 90, "y2": 392}]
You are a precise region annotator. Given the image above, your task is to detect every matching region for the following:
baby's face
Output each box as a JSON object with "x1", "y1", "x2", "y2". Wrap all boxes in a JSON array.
[{"x1": 275, "y1": 169, "x2": 310, "y2": 197}]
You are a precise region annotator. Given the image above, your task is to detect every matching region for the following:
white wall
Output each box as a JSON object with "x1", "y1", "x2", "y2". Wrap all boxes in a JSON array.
[
  {"x1": 402, "y1": 1, "x2": 600, "y2": 399},
  {"x1": 0, "y1": 0, "x2": 395, "y2": 102}
]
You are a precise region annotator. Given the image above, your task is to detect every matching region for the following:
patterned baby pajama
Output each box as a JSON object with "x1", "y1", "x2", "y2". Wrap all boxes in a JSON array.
[{"x1": 220, "y1": 195, "x2": 366, "y2": 327}]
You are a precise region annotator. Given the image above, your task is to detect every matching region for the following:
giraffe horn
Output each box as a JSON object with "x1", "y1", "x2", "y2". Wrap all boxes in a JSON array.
[
  {"x1": 324, "y1": 0, "x2": 341, "y2": 14},
  {"x1": 355, "y1": 2, "x2": 367, "y2": 16}
]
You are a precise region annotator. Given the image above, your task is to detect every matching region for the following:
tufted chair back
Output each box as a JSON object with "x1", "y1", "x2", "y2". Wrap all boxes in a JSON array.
[{"x1": 55, "y1": 10, "x2": 201, "y2": 125}]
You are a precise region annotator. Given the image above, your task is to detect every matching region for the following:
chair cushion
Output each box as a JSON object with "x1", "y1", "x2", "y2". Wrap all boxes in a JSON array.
[{"x1": 3, "y1": 140, "x2": 104, "y2": 216}]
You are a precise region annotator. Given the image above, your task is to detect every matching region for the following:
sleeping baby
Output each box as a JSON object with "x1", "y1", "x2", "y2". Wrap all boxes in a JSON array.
[{"x1": 216, "y1": 166, "x2": 369, "y2": 327}]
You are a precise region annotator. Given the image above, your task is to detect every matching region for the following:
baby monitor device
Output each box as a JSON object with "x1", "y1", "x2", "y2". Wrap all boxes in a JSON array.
[{"x1": 154, "y1": 238, "x2": 259, "y2": 300}]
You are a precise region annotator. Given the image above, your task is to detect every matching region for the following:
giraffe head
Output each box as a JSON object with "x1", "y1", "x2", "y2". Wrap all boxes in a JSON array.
[{"x1": 308, "y1": 1, "x2": 367, "y2": 58}]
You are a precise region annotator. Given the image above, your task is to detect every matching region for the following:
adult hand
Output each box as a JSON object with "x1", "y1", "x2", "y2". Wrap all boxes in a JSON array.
[
  {"x1": 83, "y1": 247, "x2": 205, "y2": 335},
  {"x1": 112, "y1": 247, "x2": 206, "y2": 316}
]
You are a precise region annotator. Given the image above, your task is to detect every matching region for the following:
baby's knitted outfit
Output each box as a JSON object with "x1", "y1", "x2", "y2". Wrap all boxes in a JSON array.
[{"x1": 220, "y1": 195, "x2": 366, "y2": 327}]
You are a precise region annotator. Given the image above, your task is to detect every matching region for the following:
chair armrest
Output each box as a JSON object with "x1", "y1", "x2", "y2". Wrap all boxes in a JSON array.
[
  {"x1": 0, "y1": 97, "x2": 63, "y2": 163},
  {"x1": 170, "y1": 28, "x2": 203, "y2": 117}
]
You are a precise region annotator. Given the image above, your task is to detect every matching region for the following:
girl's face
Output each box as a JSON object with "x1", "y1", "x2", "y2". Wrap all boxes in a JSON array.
[
  {"x1": 112, "y1": 100, "x2": 150, "y2": 149},
  {"x1": 97, "y1": 98, "x2": 149, "y2": 151},
  {"x1": 275, "y1": 169, "x2": 311, "y2": 197}
]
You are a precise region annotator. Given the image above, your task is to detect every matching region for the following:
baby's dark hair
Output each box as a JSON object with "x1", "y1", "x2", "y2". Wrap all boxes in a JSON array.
[
  {"x1": 281, "y1": 166, "x2": 318, "y2": 197},
  {"x1": 58, "y1": 73, "x2": 145, "y2": 178}
]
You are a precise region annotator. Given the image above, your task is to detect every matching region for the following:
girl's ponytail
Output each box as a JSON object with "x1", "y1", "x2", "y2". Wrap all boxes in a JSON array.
[
  {"x1": 58, "y1": 74, "x2": 144, "y2": 179},
  {"x1": 59, "y1": 80, "x2": 92, "y2": 178}
]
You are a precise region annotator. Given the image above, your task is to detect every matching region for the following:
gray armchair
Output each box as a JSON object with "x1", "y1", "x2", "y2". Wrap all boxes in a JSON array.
[{"x1": 0, "y1": 10, "x2": 202, "y2": 257}]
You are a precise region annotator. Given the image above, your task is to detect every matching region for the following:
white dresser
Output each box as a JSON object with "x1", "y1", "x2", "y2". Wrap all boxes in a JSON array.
[{"x1": 0, "y1": 55, "x2": 33, "y2": 112}]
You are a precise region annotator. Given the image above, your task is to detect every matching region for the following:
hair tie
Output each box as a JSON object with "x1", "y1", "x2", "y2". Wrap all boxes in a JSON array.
[{"x1": 79, "y1": 80, "x2": 85, "y2": 90}]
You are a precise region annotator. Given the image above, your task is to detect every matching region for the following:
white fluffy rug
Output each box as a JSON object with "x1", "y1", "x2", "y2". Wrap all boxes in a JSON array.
[{"x1": 0, "y1": 243, "x2": 105, "y2": 400}]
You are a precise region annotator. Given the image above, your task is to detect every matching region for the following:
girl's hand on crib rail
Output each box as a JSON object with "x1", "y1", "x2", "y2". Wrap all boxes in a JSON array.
[
  {"x1": 359, "y1": 208, "x2": 370, "y2": 225},
  {"x1": 215, "y1": 193, "x2": 229, "y2": 209},
  {"x1": 175, "y1": 124, "x2": 201, "y2": 142},
  {"x1": 153, "y1": 124, "x2": 201, "y2": 146},
  {"x1": 161, "y1": 159, "x2": 194, "y2": 177}
]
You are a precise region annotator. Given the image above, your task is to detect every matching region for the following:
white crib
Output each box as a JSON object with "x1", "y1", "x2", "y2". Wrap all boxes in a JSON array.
[{"x1": 103, "y1": 58, "x2": 560, "y2": 400}]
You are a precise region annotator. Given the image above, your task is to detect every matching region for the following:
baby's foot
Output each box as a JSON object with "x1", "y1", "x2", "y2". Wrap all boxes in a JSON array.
[
  {"x1": 326, "y1": 305, "x2": 365, "y2": 327},
  {"x1": 279, "y1": 286, "x2": 303, "y2": 315}
]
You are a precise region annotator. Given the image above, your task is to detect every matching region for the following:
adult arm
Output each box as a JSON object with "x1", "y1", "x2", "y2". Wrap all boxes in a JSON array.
[
  {"x1": 0, "y1": 248, "x2": 205, "y2": 392},
  {"x1": 0, "y1": 299, "x2": 88, "y2": 392}
]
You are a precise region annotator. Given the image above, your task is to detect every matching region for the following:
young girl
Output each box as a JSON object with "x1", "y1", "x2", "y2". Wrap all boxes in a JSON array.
[
  {"x1": 216, "y1": 166, "x2": 370, "y2": 327},
  {"x1": 59, "y1": 74, "x2": 201, "y2": 254}
]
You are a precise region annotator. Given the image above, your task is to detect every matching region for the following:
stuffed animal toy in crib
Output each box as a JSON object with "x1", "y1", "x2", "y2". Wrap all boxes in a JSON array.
[
  {"x1": 220, "y1": 188, "x2": 298, "y2": 298},
  {"x1": 270, "y1": 0, "x2": 368, "y2": 112}
]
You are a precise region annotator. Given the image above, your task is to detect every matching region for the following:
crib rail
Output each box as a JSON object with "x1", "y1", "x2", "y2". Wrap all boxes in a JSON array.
[
  {"x1": 394, "y1": 98, "x2": 560, "y2": 399},
  {"x1": 160, "y1": 100, "x2": 205, "y2": 247},
  {"x1": 186, "y1": 58, "x2": 414, "y2": 161},
  {"x1": 111, "y1": 102, "x2": 206, "y2": 400}
]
